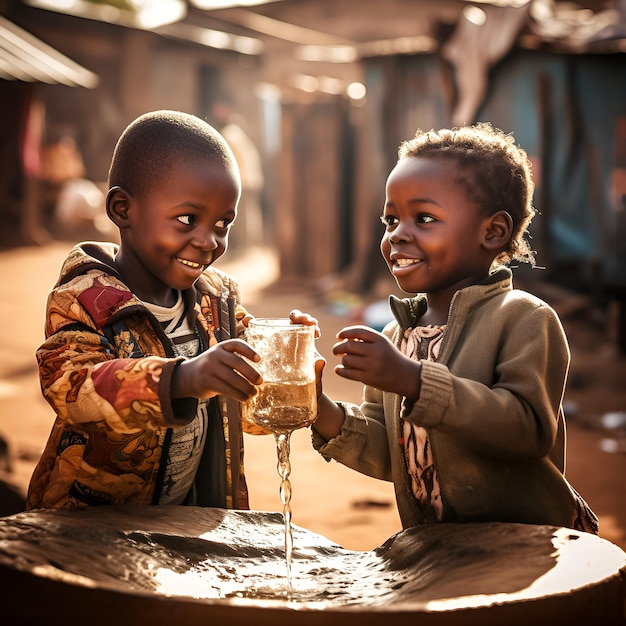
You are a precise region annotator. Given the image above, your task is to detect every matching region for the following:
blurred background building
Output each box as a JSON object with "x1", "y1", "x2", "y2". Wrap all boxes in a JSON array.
[{"x1": 1, "y1": 0, "x2": 625, "y2": 347}]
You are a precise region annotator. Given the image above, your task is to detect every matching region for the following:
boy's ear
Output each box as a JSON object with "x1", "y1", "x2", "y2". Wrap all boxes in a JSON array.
[
  {"x1": 106, "y1": 186, "x2": 132, "y2": 228},
  {"x1": 482, "y1": 210, "x2": 513, "y2": 251}
]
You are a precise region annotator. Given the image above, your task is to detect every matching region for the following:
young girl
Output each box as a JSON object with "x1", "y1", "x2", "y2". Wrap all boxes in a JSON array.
[{"x1": 309, "y1": 122, "x2": 598, "y2": 533}]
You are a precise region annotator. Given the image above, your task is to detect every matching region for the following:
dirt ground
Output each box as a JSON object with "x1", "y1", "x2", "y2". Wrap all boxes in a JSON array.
[{"x1": 0, "y1": 240, "x2": 624, "y2": 554}]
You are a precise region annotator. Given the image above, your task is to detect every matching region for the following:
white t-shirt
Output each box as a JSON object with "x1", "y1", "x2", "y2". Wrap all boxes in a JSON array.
[{"x1": 143, "y1": 291, "x2": 208, "y2": 505}]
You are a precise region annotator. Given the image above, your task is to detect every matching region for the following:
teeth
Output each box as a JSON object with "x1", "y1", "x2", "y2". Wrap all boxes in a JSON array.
[
  {"x1": 177, "y1": 258, "x2": 201, "y2": 268},
  {"x1": 395, "y1": 258, "x2": 420, "y2": 267}
]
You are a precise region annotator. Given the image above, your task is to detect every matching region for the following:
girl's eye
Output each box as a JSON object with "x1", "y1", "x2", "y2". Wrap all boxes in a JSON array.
[
  {"x1": 417, "y1": 214, "x2": 435, "y2": 224},
  {"x1": 380, "y1": 214, "x2": 398, "y2": 227},
  {"x1": 215, "y1": 217, "x2": 233, "y2": 229},
  {"x1": 177, "y1": 215, "x2": 195, "y2": 226},
  {"x1": 380, "y1": 213, "x2": 436, "y2": 228}
]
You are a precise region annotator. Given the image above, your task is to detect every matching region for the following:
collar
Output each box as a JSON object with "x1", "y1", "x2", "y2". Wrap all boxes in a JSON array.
[{"x1": 389, "y1": 266, "x2": 513, "y2": 330}]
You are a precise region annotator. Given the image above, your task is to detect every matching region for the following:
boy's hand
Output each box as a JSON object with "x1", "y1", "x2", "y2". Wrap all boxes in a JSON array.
[
  {"x1": 333, "y1": 325, "x2": 421, "y2": 401},
  {"x1": 172, "y1": 339, "x2": 262, "y2": 402}
]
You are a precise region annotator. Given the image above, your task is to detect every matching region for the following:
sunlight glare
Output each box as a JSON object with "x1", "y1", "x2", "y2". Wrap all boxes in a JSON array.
[
  {"x1": 346, "y1": 82, "x2": 366, "y2": 101},
  {"x1": 130, "y1": 0, "x2": 186, "y2": 30},
  {"x1": 291, "y1": 74, "x2": 319, "y2": 93},
  {"x1": 191, "y1": 0, "x2": 281, "y2": 9},
  {"x1": 296, "y1": 45, "x2": 358, "y2": 63},
  {"x1": 463, "y1": 5, "x2": 488, "y2": 26}
]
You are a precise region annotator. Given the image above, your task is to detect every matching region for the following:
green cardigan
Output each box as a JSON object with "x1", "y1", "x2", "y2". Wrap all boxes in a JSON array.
[{"x1": 314, "y1": 267, "x2": 598, "y2": 532}]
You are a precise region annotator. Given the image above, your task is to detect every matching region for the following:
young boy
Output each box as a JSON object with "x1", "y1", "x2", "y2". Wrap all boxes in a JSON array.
[{"x1": 27, "y1": 110, "x2": 270, "y2": 511}]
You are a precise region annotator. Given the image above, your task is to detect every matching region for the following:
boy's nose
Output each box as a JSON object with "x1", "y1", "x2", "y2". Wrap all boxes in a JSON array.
[{"x1": 192, "y1": 229, "x2": 218, "y2": 250}]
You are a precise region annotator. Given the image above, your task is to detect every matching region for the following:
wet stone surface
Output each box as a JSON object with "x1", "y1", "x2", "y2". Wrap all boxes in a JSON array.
[{"x1": 0, "y1": 504, "x2": 624, "y2": 618}]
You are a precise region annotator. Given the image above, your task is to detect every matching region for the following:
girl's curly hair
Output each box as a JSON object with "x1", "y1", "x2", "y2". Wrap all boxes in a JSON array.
[{"x1": 398, "y1": 122, "x2": 536, "y2": 266}]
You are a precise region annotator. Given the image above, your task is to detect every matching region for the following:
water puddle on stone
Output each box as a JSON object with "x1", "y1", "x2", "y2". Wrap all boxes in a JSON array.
[
  {"x1": 150, "y1": 429, "x2": 402, "y2": 606},
  {"x1": 150, "y1": 534, "x2": 401, "y2": 607}
]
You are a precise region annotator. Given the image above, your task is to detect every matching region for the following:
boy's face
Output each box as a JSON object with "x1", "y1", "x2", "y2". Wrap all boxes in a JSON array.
[
  {"x1": 380, "y1": 156, "x2": 494, "y2": 297},
  {"x1": 117, "y1": 158, "x2": 240, "y2": 305}
]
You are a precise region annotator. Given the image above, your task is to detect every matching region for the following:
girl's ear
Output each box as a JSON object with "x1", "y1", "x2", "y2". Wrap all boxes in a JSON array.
[
  {"x1": 106, "y1": 186, "x2": 132, "y2": 228},
  {"x1": 483, "y1": 210, "x2": 513, "y2": 251}
]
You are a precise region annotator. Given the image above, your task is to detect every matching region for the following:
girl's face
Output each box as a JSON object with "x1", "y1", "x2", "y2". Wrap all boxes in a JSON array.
[
  {"x1": 116, "y1": 158, "x2": 240, "y2": 306},
  {"x1": 380, "y1": 156, "x2": 495, "y2": 301}
]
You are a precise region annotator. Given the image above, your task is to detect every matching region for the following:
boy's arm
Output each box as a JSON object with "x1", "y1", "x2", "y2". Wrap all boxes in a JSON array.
[{"x1": 37, "y1": 319, "x2": 195, "y2": 436}]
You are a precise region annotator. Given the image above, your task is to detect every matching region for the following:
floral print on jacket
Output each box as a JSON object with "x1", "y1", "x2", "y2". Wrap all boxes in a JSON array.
[{"x1": 27, "y1": 242, "x2": 260, "y2": 511}]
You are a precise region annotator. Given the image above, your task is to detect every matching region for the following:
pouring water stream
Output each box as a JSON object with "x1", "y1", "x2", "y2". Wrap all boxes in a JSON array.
[{"x1": 242, "y1": 318, "x2": 318, "y2": 594}]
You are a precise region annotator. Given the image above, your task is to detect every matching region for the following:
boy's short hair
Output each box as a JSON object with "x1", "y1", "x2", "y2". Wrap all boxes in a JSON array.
[{"x1": 108, "y1": 110, "x2": 239, "y2": 199}]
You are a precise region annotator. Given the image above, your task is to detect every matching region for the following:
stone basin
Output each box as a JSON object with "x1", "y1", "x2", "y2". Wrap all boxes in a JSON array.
[{"x1": 0, "y1": 505, "x2": 624, "y2": 625}]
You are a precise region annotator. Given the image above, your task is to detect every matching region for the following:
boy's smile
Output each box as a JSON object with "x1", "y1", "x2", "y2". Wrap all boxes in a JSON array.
[
  {"x1": 174, "y1": 255, "x2": 210, "y2": 281},
  {"x1": 112, "y1": 157, "x2": 241, "y2": 306},
  {"x1": 176, "y1": 257, "x2": 204, "y2": 269}
]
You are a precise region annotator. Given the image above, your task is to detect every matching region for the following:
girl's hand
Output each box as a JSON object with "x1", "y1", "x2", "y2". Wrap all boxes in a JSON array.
[
  {"x1": 333, "y1": 325, "x2": 422, "y2": 400},
  {"x1": 289, "y1": 309, "x2": 321, "y2": 338},
  {"x1": 173, "y1": 339, "x2": 262, "y2": 402},
  {"x1": 290, "y1": 309, "x2": 325, "y2": 398}
]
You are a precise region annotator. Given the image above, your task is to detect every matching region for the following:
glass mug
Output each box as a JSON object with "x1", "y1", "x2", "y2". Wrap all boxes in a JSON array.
[{"x1": 242, "y1": 318, "x2": 318, "y2": 434}]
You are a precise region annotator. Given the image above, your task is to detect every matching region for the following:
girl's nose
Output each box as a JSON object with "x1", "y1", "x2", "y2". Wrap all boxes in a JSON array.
[{"x1": 388, "y1": 221, "x2": 412, "y2": 244}]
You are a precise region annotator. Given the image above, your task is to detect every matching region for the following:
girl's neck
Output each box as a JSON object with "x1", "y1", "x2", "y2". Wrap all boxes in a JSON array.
[
  {"x1": 421, "y1": 290, "x2": 453, "y2": 327},
  {"x1": 422, "y1": 267, "x2": 492, "y2": 325},
  {"x1": 418, "y1": 308, "x2": 448, "y2": 327}
]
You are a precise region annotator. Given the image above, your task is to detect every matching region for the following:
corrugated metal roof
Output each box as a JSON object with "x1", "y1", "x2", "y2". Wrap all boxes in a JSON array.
[{"x1": 0, "y1": 15, "x2": 98, "y2": 88}]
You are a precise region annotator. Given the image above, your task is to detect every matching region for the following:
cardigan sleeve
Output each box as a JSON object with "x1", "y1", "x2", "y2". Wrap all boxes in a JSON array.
[{"x1": 313, "y1": 383, "x2": 393, "y2": 481}]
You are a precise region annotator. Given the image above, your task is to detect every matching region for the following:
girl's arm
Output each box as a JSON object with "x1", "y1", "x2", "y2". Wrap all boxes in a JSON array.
[
  {"x1": 311, "y1": 393, "x2": 346, "y2": 441},
  {"x1": 312, "y1": 383, "x2": 393, "y2": 482}
]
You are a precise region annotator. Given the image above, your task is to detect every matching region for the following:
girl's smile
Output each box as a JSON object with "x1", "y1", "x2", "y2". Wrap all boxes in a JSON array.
[
  {"x1": 389, "y1": 254, "x2": 426, "y2": 277},
  {"x1": 176, "y1": 257, "x2": 207, "y2": 270}
]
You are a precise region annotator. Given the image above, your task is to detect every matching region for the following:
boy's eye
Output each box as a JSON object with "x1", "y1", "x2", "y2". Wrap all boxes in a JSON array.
[
  {"x1": 215, "y1": 217, "x2": 233, "y2": 229},
  {"x1": 177, "y1": 215, "x2": 195, "y2": 226},
  {"x1": 380, "y1": 214, "x2": 398, "y2": 227}
]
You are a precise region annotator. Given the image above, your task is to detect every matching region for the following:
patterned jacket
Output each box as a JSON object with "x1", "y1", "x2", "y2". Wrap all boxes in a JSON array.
[{"x1": 27, "y1": 241, "x2": 265, "y2": 510}]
